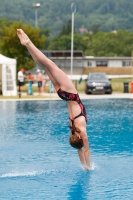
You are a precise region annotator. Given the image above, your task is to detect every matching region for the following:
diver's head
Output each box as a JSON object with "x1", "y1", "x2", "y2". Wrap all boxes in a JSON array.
[{"x1": 69, "y1": 125, "x2": 83, "y2": 149}]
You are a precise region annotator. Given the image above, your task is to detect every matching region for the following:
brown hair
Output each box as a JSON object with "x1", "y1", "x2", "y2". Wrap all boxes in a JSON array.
[{"x1": 69, "y1": 125, "x2": 83, "y2": 149}]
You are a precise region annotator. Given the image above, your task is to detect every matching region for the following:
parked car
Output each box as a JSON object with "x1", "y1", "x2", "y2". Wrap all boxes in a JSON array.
[{"x1": 85, "y1": 72, "x2": 112, "y2": 94}]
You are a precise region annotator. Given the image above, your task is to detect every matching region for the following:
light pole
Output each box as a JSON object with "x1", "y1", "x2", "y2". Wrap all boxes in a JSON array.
[
  {"x1": 70, "y1": 3, "x2": 76, "y2": 81},
  {"x1": 33, "y1": 3, "x2": 41, "y2": 27}
]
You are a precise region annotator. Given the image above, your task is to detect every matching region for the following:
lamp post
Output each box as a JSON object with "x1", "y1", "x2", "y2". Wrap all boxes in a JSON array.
[
  {"x1": 33, "y1": 3, "x2": 41, "y2": 27},
  {"x1": 70, "y1": 3, "x2": 76, "y2": 81}
]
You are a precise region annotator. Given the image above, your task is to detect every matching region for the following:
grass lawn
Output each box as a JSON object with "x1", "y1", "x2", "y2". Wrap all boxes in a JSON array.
[
  {"x1": 76, "y1": 78, "x2": 133, "y2": 93},
  {"x1": 0, "y1": 78, "x2": 133, "y2": 99},
  {"x1": 111, "y1": 78, "x2": 132, "y2": 92}
]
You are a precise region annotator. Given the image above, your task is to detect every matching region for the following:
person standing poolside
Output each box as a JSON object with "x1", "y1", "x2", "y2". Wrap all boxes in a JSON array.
[
  {"x1": 17, "y1": 29, "x2": 90, "y2": 170},
  {"x1": 36, "y1": 69, "x2": 43, "y2": 95},
  {"x1": 27, "y1": 72, "x2": 34, "y2": 83},
  {"x1": 18, "y1": 68, "x2": 25, "y2": 97},
  {"x1": 42, "y1": 71, "x2": 49, "y2": 93},
  {"x1": 27, "y1": 72, "x2": 34, "y2": 95}
]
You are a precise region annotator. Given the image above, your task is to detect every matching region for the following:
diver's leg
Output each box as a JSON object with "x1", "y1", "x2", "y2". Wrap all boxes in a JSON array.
[{"x1": 17, "y1": 29, "x2": 77, "y2": 93}]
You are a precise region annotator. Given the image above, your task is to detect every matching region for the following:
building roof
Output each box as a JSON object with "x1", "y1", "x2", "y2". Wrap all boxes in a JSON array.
[{"x1": 42, "y1": 50, "x2": 84, "y2": 58}]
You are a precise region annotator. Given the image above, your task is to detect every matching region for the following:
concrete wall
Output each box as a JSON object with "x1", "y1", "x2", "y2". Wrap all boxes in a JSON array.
[
  {"x1": 83, "y1": 67, "x2": 133, "y2": 75},
  {"x1": 60, "y1": 67, "x2": 84, "y2": 75}
]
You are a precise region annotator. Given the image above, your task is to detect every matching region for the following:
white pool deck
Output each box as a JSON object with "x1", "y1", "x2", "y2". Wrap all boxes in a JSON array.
[{"x1": 0, "y1": 92, "x2": 133, "y2": 101}]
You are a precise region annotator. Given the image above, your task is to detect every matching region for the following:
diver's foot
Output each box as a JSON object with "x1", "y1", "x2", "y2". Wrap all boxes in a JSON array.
[{"x1": 17, "y1": 29, "x2": 30, "y2": 46}]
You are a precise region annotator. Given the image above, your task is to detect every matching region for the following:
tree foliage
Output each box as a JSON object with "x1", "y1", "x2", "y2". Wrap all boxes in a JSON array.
[
  {"x1": 48, "y1": 27, "x2": 133, "y2": 57},
  {"x1": 1, "y1": 15, "x2": 133, "y2": 74},
  {"x1": 59, "y1": 20, "x2": 72, "y2": 37},
  {"x1": 83, "y1": 30, "x2": 133, "y2": 56},
  {"x1": 48, "y1": 33, "x2": 87, "y2": 51},
  {"x1": 0, "y1": 21, "x2": 46, "y2": 71}
]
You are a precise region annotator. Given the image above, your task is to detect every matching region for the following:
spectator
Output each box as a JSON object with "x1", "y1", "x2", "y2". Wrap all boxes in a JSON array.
[
  {"x1": 27, "y1": 72, "x2": 34, "y2": 83},
  {"x1": 18, "y1": 68, "x2": 25, "y2": 97},
  {"x1": 36, "y1": 69, "x2": 43, "y2": 95},
  {"x1": 27, "y1": 73, "x2": 34, "y2": 95}
]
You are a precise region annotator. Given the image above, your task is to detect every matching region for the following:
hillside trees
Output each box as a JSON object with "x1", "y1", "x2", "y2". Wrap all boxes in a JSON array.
[{"x1": 1, "y1": 0, "x2": 133, "y2": 36}]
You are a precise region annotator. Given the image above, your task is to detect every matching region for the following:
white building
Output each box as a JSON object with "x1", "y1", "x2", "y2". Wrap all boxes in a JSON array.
[
  {"x1": 41, "y1": 50, "x2": 133, "y2": 74},
  {"x1": 84, "y1": 56, "x2": 132, "y2": 68}
]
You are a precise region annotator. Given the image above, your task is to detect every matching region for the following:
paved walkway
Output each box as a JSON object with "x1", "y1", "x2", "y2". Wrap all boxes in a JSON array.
[
  {"x1": 24, "y1": 92, "x2": 133, "y2": 99},
  {"x1": 0, "y1": 92, "x2": 133, "y2": 101},
  {"x1": 79, "y1": 92, "x2": 133, "y2": 99}
]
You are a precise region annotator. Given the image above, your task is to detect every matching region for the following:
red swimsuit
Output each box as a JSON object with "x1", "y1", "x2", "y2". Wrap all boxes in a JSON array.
[{"x1": 57, "y1": 88, "x2": 87, "y2": 122}]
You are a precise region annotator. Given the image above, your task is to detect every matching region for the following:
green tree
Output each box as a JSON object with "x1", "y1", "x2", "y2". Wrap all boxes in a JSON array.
[
  {"x1": 0, "y1": 18, "x2": 13, "y2": 29},
  {"x1": 48, "y1": 33, "x2": 87, "y2": 51},
  {"x1": 84, "y1": 30, "x2": 133, "y2": 56},
  {"x1": 40, "y1": 28, "x2": 51, "y2": 49},
  {"x1": 91, "y1": 24, "x2": 100, "y2": 34},
  {"x1": 0, "y1": 21, "x2": 46, "y2": 71},
  {"x1": 40, "y1": 28, "x2": 51, "y2": 37},
  {"x1": 59, "y1": 20, "x2": 72, "y2": 36},
  {"x1": 0, "y1": 18, "x2": 13, "y2": 49},
  {"x1": 48, "y1": 35, "x2": 71, "y2": 50}
]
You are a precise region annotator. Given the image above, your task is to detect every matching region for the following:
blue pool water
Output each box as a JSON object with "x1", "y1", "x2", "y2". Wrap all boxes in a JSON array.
[{"x1": 0, "y1": 99, "x2": 133, "y2": 200}]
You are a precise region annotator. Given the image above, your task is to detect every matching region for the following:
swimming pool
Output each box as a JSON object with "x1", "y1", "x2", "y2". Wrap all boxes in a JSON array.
[{"x1": 0, "y1": 99, "x2": 133, "y2": 199}]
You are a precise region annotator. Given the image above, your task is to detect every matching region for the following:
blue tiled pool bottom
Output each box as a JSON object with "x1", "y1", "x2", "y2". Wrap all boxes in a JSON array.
[{"x1": 0, "y1": 99, "x2": 133, "y2": 199}]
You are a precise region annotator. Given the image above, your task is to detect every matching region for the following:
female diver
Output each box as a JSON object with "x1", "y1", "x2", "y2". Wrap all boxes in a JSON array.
[{"x1": 17, "y1": 29, "x2": 90, "y2": 170}]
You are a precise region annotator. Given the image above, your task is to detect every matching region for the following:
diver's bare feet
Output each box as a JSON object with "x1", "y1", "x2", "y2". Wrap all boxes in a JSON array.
[
  {"x1": 82, "y1": 164, "x2": 91, "y2": 171},
  {"x1": 17, "y1": 29, "x2": 30, "y2": 46}
]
